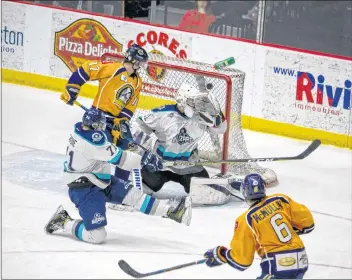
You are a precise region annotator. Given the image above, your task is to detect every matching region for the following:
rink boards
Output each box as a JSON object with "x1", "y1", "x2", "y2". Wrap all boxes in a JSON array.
[{"x1": 2, "y1": 1, "x2": 352, "y2": 148}]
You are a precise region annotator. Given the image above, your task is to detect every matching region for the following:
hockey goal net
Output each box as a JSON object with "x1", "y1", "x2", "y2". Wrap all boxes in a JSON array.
[{"x1": 101, "y1": 52, "x2": 277, "y2": 185}]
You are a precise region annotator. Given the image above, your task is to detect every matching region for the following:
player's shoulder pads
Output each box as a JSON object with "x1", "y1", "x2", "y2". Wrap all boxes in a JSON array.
[{"x1": 74, "y1": 122, "x2": 107, "y2": 146}]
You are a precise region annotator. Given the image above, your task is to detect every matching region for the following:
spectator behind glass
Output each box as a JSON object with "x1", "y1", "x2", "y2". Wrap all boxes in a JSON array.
[{"x1": 178, "y1": 0, "x2": 215, "y2": 33}]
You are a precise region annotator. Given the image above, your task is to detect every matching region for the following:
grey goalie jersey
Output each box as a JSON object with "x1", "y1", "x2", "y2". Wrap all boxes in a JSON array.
[{"x1": 132, "y1": 104, "x2": 227, "y2": 175}]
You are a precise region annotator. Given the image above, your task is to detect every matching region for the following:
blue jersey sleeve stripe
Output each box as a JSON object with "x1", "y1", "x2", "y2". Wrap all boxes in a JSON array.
[
  {"x1": 118, "y1": 107, "x2": 134, "y2": 120},
  {"x1": 108, "y1": 149, "x2": 123, "y2": 165},
  {"x1": 156, "y1": 145, "x2": 192, "y2": 160},
  {"x1": 93, "y1": 173, "x2": 111, "y2": 180},
  {"x1": 113, "y1": 67, "x2": 127, "y2": 77},
  {"x1": 225, "y1": 250, "x2": 250, "y2": 271},
  {"x1": 294, "y1": 224, "x2": 315, "y2": 235},
  {"x1": 68, "y1": 68, "x2": 88, "y2": 86},
  {"x1": 78, "y1": 67, "x2": 89, "y2": 81}
]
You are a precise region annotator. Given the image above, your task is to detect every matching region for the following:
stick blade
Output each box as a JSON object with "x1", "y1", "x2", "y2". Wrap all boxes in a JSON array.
[
  {"x1": 297, "y1": 139, "x2": 321, "y2": 159},
  {"x1": 118, "y1": 260, "x2": 144, "y2": 278}
]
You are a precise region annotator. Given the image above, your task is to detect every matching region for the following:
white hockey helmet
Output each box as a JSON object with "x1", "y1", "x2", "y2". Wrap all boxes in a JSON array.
[
  {"x1": 175, "y1": 83, "x2": 200, "y2": 118},
  {"x1": 176, "y1": 83, "x2": 223, "y2": 127}
]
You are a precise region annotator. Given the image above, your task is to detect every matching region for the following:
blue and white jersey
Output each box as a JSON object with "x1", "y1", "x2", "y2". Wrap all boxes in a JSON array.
[
  {"x1": 133, "y1": 104, "x2": 226, "y2": 174},
  {"x1": 64, "y1": 122, "x2": 140, "y2": 189}
]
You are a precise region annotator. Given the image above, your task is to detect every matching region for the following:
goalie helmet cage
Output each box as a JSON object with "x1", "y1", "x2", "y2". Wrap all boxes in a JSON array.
[{"x1": 101, "y1": 52, "x2": 277, "y2": 185}]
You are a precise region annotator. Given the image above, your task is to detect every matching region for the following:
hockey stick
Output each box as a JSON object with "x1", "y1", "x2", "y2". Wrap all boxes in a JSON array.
[
  {"x1": 163, "y1": 139, "x2": 321, "y2": 167},
  {"x1": 118, "y1": 259, "x2": 206, "y2": 278},
  {"x1": 73, "y1": 100, "x2": 89, "y2": 111},
  {"x1": 191, "y1": 176, "x2": 245, "y2": 201}
]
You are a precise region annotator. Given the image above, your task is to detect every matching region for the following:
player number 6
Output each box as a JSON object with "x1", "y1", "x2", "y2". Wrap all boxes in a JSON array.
[{"x1": 270, "y1": 213, "x2": 292, "y2": 243}]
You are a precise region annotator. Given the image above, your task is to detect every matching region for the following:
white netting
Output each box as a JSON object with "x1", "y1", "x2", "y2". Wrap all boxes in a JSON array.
[{"x1": 102, "y1": 53, "x2": 277, "y2": 185}]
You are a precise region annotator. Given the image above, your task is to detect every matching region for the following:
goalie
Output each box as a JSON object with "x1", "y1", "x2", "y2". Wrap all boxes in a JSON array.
[{"x1": 132, "y1": 83, "x2": 236, "y2": 205}]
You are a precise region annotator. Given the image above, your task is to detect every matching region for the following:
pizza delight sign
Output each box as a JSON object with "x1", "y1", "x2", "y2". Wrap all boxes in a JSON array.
[{"x1": 54, "y1": 18, "x2": 122, "y2": 72}]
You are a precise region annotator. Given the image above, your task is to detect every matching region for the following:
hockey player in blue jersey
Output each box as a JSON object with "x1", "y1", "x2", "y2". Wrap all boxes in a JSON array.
[
  {"x1": 130, "y1": 83, "x2": 233, "y2": 205},
  {"x1": 45, "y1": 108, "x2": 191, "y2": 244}
]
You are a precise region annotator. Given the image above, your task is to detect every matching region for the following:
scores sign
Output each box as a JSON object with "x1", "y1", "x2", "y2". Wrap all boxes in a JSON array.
[
  {"x1": 127, "y1": 30, "x2": 190, "y2": 84},
  {"x1": 127, "y1": 30, "x2": 188, "y2": 59}
]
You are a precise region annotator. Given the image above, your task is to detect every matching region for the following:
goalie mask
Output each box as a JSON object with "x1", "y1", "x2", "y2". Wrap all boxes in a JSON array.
[
  {"x1": 175, "y1": 83, "x2": 199, "y2": 119},
  {"x1": 175, "y1": 83, "x2": 224, "y2": 127}
]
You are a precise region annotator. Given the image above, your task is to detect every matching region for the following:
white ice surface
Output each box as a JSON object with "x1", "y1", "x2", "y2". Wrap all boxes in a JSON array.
[{"x1": 2, "y1": 83, "x2": 352, "y2": 279}]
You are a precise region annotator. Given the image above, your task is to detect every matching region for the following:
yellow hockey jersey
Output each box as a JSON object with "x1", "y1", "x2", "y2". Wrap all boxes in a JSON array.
[
  {"x1": 224, "y1": 193, "x2": 314, "y2": 271},
  {"x1": 67, "y1": 60, "x2": 143, "y2": 120}
]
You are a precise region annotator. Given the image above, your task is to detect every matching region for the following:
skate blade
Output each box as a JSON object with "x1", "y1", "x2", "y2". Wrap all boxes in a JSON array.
[
  {"x1": 181, "y1": 196, "x2": 192, "y2": 226},
  {"x1": 44, "y1": 205, "x2": 64, "y2": 234}
]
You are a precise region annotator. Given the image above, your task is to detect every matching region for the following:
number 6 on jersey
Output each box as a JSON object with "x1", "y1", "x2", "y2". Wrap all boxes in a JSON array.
[{"x1": 270, "y1": 213, "x2": 292, "y2": 243}]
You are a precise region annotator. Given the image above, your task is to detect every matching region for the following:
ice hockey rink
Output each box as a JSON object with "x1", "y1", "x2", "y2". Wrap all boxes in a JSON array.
[{"x1": 2, "y1": 83, "x2": 351, "y2": 279}]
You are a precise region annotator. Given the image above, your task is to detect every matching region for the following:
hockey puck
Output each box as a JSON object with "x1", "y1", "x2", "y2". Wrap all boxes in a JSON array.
[{"x1": 206, "y1": 83, "x2": 213, "y2": 90}]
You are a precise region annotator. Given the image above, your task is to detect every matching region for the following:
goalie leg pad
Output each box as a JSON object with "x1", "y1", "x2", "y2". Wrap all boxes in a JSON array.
[
  {"x1": 190, "y1": 181, "x2": 231, "y2": 206},
  {"x1": 179, "y1": 168, "x2": 209, "y2": 194},
  {"x1": 121, "y1": 183, "x2": 170, "y2": 216}
]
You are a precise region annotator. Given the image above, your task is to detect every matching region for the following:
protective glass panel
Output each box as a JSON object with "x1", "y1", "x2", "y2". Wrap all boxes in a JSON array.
[
  {"x1": 150, "y1": 0, "x2": 258, "y2": 41},
  {"x1": 28, "y1": 0, "x2": 124, "y2": 17},
  {"x1": 263, "y1": 1, "x2": 352, "y2": 57}
]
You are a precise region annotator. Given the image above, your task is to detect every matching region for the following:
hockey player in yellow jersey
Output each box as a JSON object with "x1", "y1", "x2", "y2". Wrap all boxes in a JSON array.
[
  {"x1": 204, "y1": 173, "x2": 315, "y2": 279},
  {"x1": 61, "y1": 44, "x2": 148, "y2": 181},
  {"x1": 61, "y1": 44, "x2": 148, "y2": 146}
]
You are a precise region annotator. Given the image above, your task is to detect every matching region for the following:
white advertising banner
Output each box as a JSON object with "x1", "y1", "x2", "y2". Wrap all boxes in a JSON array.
[
  {"x1": 263, "y1": 48, "x2": 352, "y2": 135},
  {"x1": 1, "y1": 2, "x2": 26, "y2": 71}
]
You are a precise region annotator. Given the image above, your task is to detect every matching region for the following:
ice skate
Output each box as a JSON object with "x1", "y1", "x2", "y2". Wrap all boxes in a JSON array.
[
  {"x1": 166, "y1": 196, "x2": 192, "y2": 226},
  {"x1": 45, "y1": 205, "x2": 73, "y2": 234}
]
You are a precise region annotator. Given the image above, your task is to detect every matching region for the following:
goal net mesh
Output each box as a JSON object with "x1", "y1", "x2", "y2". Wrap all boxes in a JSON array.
[{"x1": 102, "y1": 53, "x2": 277, "y2": 184}]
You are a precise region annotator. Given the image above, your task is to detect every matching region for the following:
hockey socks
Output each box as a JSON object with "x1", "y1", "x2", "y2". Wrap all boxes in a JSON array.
[{"x1": 64, "y1": 219, "x2": 107, "y2": 244}]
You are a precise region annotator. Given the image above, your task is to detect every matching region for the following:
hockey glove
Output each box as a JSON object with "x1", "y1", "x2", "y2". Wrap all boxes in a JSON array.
[
  {"x1": 61, "y1": 84, "x2": 80, "y2": 105},
  {"x1": 112, "y1": 118, "x2": 133, "y2": 142},
  {"x1": 141, "y1": 151, "x2": 163, "y2": 172},
  {"x1": 204, "y1": 246, "x2": 228, "y2": 267}
]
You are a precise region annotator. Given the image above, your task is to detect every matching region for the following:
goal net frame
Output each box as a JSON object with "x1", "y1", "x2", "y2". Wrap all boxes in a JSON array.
[{"x1": 100, "y1": 52, "x2": 277, "y2": 184}]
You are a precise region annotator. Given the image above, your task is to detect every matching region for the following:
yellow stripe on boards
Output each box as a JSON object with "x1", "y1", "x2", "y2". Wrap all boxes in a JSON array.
[
  {"x1": 3, "y1": 68, "x2": 351, "y2": 149},
  {"x1": 242, "y1": 115, "x2": 352, "y2": 149},
  {"x1": 2, "y1": 68, "x2": 173, "y2": 110}
]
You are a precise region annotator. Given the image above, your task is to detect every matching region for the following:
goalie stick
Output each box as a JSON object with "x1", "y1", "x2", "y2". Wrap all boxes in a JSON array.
[
  {"x1": 118, "y1": 259, "x2": 206, "y2": 278},
  {"x1": 163, "y1": 139, "x2": 321, "y2": 167}
]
